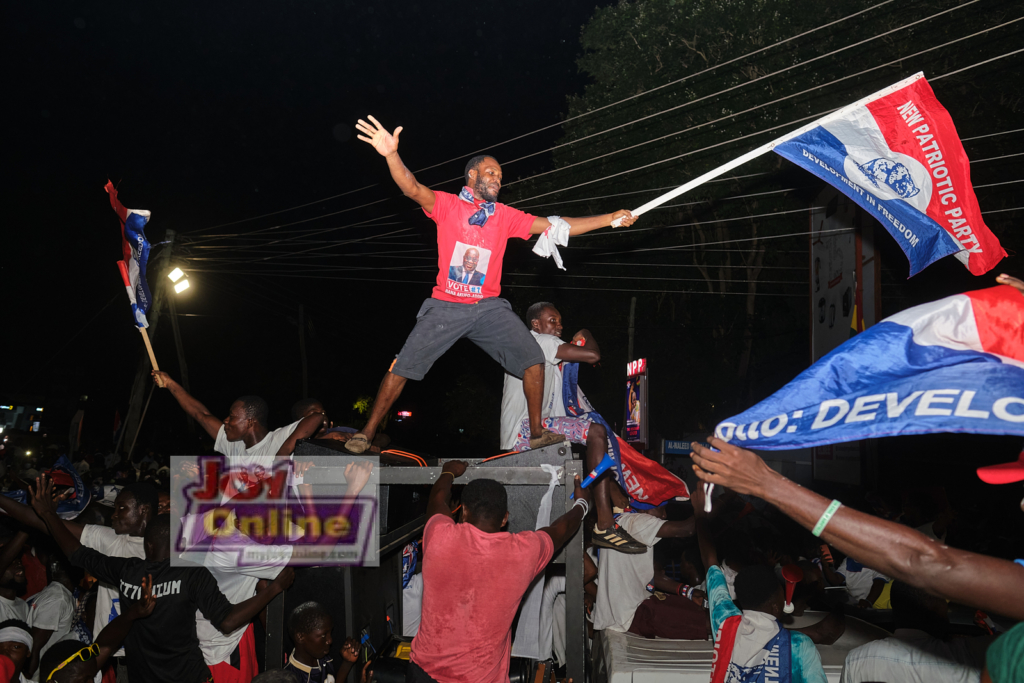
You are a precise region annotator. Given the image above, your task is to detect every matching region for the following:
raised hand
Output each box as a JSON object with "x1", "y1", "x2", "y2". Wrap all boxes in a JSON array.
[
  {"x1": 344, "y1": 460, "x2": 374, "y2": 496},
  {"x1": 441, "y1": 460, "x2": 468, "y2": 479},
  {"x1": 356, "y1": 115, "x2": 402, "y2": 157},
  {"x1": 996, "y1": 273, "x2": 1024, "y2": 295},
  {"x1": 151, "y1": 370, "x2": 169, "y2": 388},
  {"x1": 128, "y1": 574, "x2": 157, "y2": 619},
  {"x1": 341, "y1": 637, "x2": 360, "y2": 663},
  {"x1": 28, "y1": 475, "x2": 57, "y2": 518}
]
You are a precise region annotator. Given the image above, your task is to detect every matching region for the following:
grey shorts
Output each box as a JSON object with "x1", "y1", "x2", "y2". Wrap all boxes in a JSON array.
[{"x1": 392, "y1": 297, "x2": 545, "y2": 381}]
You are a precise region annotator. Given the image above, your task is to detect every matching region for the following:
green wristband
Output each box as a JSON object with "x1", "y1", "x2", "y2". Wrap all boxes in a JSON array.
[{"x1": 812, "y1": 499, "x2": 842, "y2": 537}]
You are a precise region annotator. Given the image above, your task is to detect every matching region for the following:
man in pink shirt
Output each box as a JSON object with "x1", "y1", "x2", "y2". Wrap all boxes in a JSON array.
[
  {"x1": 408, "y1": 460, "x2": 591, "y2": 683},
  {"x1": 345, "y1": 116, "x2": 637, "y2": 455}
]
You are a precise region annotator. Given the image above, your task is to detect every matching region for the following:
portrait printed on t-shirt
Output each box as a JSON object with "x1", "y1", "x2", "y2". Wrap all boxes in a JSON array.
[{"x1": 446, "y1": 241, "x2": 491, "y2": 297}]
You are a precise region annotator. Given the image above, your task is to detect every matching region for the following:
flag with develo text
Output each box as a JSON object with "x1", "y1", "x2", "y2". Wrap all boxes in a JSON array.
[
  {"x1": 714, "y1": 285, "x2": 1024, "y2": 450},
  {"x1": 775, "y1": 74, "x2": 1005, "y2": 276},
  {"x1": 105, "y1": 181, "x2": 153, "y2": 328}
]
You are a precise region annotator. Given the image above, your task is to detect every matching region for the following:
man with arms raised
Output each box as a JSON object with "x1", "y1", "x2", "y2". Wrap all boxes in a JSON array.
[
  {"x1": 344, "y1": 116, "x2": 637, "y2": 455},
  {"x1": 408, "y1": 460, "x2": 590, "y2": 683}
]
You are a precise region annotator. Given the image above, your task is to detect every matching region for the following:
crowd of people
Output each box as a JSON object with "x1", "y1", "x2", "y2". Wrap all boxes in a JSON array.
[{"x1": 1, "y1": 131, "x2": 1021, "y2": 683}]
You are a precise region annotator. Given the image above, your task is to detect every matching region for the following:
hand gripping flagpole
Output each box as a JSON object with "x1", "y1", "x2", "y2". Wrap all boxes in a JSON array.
[{"x1": 609, "y1": 72, "x2": 926, "y2": 227}]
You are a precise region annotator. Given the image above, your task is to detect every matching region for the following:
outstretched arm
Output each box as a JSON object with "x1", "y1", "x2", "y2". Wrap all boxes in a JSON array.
[
  {"x1": 355, "y1": 116, "x2": 435, "y2": 212},
  {"x1": 691, "y1": 438, "x2": 1024, "y2": 620},
  {"x1": 277, "y1": 412, "x2": 328, "y2": 456},
  {"x1": 530, "y1": 212, "x2": 637, "y2": 236},
  {"x1": 540, "y1": 475, "x2": 590, "y2": 549},
  {"x1": 29, "y1": 476, "x2": 83, "y2": 558},
  {"x1": 153, "y1": 371, "x2": 223, "y2": 439}
]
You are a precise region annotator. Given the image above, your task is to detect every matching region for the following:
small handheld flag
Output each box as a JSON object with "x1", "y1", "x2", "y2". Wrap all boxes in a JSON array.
[{"x1": 105, "y1": 180, "x2": 153, "y2": 328}]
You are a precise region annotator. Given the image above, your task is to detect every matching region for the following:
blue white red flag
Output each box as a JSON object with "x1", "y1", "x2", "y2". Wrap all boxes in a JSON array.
[
  {"x1": 105, "y1": 181, "x2": 153, "y2": 328},
  {"x1": 715, "y1": 285, "x2": 1024, "y2": 450},
  {"x1": 3, "y1": 455, "x2": 91, "y2": 520},
  {"x1": 562, "y1": 363, "x2": 689, "y2": 505},
  {"x1": 774, "y1": 73, "x2": 1004, "y2": 276}
]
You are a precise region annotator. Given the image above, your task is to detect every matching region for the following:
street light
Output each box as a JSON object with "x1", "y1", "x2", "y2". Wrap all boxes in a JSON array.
[
  {"x1": 168, "y1": 266, "x2": 191, "y2": 294},
  {"x1": 174, "y1": 280, "x2": 191, "y2": 293},
  {"x1": 168, "y1": 267, "x2": 184, "y2": 282}
]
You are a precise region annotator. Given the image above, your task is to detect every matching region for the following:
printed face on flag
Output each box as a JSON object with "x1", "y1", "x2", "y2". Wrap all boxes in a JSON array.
[
  {"x1": 774, "y1": 75, "x2": 1005, "y2": 276},
  {"x1": 715, "y1": 285, "x2": 1024, "y2": 450}
]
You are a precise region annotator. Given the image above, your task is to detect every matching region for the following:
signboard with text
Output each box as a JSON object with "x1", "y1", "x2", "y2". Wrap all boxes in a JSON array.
[{"x1": 624, "y1": 359, "x2": 648, "y2": 448}]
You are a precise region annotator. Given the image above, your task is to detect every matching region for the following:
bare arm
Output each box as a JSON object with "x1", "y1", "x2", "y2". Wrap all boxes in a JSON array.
[
  {"x1": 0, "y1": 490, "x2": 86, "y2": 539},
  {"x1": 277, "y1": 412, "x2": 328, "y2": 456},
  {"x1": 539, "y1": 475, "x2": 590, "y2": 549},
  {"x1": 153, "y1": 371, "x2": 222, "y2": 440},
  {"x1": 218, "y1": 568, "x2": 295, "y2": 633},
  {"x1": 529, "y1": 212, "x2": 637, "y2": 236},
  {"x1": 426, "y1": 461, "x2": 466, "y2": 519},
  {"x1": 29, "y1": 477, "x2": 82, "y2": 558},
  {"x1": 555, "y1": 330, "x2": 601, "y2": 365},
  {"x1": 355, "y1": 116, "x2": 435, "y2": 212},
  {"x1": 691, "y1": 438, "x2": 1024, "y2": 619},
  {"x1": 656, "y1": 517, "x2": 696, "y2": 539}
]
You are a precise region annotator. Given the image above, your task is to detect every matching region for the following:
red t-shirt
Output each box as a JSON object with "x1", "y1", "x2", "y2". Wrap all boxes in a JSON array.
[
  {"x1": 424, "y1": 189, "x2": 536, "y2": 303},
  {"x1": 410, "y1": 514, "x2": 554, "y2": 683}
]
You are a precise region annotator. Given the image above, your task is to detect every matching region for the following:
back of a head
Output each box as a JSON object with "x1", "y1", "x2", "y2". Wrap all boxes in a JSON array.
[
  {"x1": 144, "y1": 514, "x2": 171, "y2": 551},
  {"x1": 123, "y1": 481, "x2": 159, "y2": 521},
  {"x1": 41, "y1": 640, "x2": 93, "y2": 682},
  {"x1": 462, "y1": 479, "x2": 508, "y2": 527},
  {"x1": 288, "y1": 601, "x2": 331, "y2": 641},
  {"x1": 237, "y1": 395, "x2": 269, "y2": 428},
  {"x1": 290, "y1": 398, "x2": 322, "y2": 422},
  {"x1": 734, "y1": 564, "x2": 783, "y2": 613}
]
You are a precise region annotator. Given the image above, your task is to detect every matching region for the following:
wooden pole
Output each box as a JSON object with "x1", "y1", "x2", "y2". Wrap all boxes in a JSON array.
[{"x1": 139, "y1": 327, "x2": 160, "y2": 373}]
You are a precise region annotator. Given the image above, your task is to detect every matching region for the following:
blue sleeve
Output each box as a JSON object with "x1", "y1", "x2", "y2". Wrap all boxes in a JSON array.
[
  {"x1": 791, "y1": 632, "x2": 827, "y2": 683},
  {"x1": 707, "y1": 565, "x2": 742, "y2": 638}
]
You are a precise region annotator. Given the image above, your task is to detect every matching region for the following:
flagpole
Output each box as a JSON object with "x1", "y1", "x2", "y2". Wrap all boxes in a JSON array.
[
  {"x1": 139, "y1": 327, "x2": 160, "y2": 373},
  {"x1": 610, "y1": 72, "x2": 926, "y2": 227}
]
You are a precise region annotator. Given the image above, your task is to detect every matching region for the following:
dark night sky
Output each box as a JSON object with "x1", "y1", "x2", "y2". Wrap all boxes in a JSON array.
[
  {"x1": 4, "y1": 0, "x2": 618, "y2": 449},
  {"x1": 4, "y1": 0, "x2": 1023, "y2": 475}
]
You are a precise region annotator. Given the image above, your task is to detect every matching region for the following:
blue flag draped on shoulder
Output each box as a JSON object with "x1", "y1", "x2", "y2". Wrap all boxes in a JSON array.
[
  {"x1": 105, "y1": 181, "x2": 153, "y2": 328},
  {"x1": 715, "y1": 285, "x2": 1024, "y2": 450}
]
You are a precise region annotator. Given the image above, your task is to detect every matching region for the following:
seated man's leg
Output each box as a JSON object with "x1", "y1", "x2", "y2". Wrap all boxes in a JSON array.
[
  {"x1": 347, "y1": 300, "x2": 471, "y2": 453},
  {"x1": 465, "y1": 299, "x2": 562, "y2": 448},
  {"x1": 514, "y1": 419, "x2": 645, "y2": 552}
]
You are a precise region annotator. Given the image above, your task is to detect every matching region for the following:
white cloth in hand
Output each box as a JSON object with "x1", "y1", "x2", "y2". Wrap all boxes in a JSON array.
[{"x1": 532, "y1": 216, "x2": 571, "y2": 271}]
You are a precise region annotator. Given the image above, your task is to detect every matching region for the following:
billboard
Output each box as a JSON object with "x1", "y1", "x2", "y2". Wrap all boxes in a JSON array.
[{"x1": 624, "y1": 358, "x2": 648, "y2": 448}]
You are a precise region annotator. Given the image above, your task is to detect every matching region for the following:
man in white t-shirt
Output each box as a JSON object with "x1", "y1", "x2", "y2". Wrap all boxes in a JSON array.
[
  {"x1": 0, "y1": 531, "x2": 30, "y2": 625},
  {"x1": 500, "y1": 302, "x2": 645, "y2": 554},
  {"x1": 152, "y1": 372, "x2": 326, "y2": 491},
  {"x1": 25, "y1": 556, "x2": 76, "y2": 681},
  {"x1": 835, "y1": 556, "x2": 890, "y2": 608},
  {"x1": 591, "y1": 503, "x2": 706, "y2": 639}
]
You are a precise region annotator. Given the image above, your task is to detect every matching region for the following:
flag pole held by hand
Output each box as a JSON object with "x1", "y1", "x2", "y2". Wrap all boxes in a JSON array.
[{"x1": 139, "y1": 327, "x2": 160, "y2": 374}]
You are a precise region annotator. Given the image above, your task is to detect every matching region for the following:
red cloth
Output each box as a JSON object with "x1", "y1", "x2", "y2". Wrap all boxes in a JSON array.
[
  {"x1": 410, "y1": 514, "x2": 554, "y2": 683},
  {"x1": 21, "y1": 551, "x2": 46, "y2": 598},
  {"x1": 0, "y1": 655, "x2": 14, "y2": 683},
  {"x1": 424, "y1": 189, "x2": 535, "y2": 304},
  {"x1": 209, "y1": 624, "x2": 258, "y2": 683},
  {"x1": 628, "y1": 594, "x2": 709, "y2": 640}
]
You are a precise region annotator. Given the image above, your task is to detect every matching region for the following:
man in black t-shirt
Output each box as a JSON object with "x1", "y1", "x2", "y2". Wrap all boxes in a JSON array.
[{"x1": 31, "y1": 477, "x2": 295, "y2": 683}]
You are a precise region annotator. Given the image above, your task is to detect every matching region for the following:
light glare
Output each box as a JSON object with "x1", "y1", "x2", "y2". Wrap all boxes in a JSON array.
[
  {"x1": 174, "y1": 280, "x2": 191, "y2": 293},
  {"x1": 168, "y1": 267, "x2": 185, "y2": 282}
]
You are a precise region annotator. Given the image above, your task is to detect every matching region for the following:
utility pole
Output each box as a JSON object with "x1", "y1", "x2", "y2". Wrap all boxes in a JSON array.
[
  {"x1": 627, "y1": 296, "x2": 637, "y2": 361},
  {"x1": 298, "y1": 304, "x2": 308, "y2": 398},
  {"x1": 121, "y1": 230, "x2": 175, "y2": 454},
  {"x1": 167, "y1": 247, "x2": 193, "y2": 433}
]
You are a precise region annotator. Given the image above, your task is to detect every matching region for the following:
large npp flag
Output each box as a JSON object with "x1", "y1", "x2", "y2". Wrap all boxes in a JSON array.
[
  {"x1": 105, "y1": 181, "x2": 153, "y2": 328},
  {"x1": 715, "y1": 285, "x2": 1024, "y2": 450},
  {"x1": 775, "y1": 74, "x2": 1005, "y2": 276}
]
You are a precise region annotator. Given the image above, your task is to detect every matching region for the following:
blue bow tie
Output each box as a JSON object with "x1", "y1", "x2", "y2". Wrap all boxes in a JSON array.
[{"x1": 459, "y1": 187, "x2": 495, "y2": 227}]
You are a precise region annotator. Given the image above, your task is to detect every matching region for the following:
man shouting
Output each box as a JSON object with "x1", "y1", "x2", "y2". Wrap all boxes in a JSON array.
[{"x1": 344, "y1": 115, "x2": 637, "y2": 454}]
